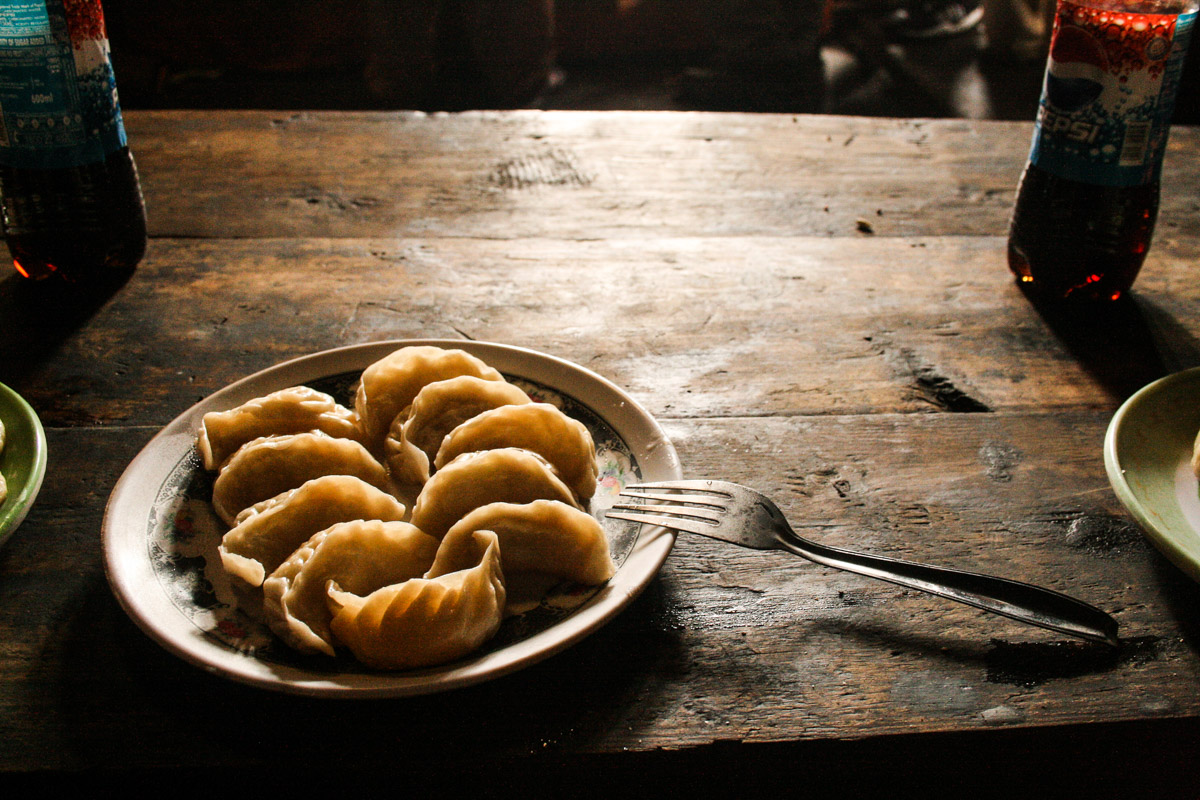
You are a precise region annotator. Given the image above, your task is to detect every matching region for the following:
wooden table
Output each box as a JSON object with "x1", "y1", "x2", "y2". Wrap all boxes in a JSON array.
[{"x1": 2, "y1": 110, "x2": 1199, "y2": 791}]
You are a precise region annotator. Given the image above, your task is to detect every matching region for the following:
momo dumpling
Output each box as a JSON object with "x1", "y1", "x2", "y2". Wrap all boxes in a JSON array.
[
  {"x1": 410, "y1": 447, "x2": 581, "y2": 540},
  {"x1": 197, "y1": 386, "x2": 363, "y2": 471},
  {"x1": 327, "y1": 528, "x2": 505, "y2": 670},
  {"x1": 211, "y1": 432, "x2": 392, "y2": 526},
  {"x1": 263, "y1": 519, "x2": 438, "y2": 657},
  {"x1": 355, "y1": 346, "x2": 503, "y2": 452},
  {"x1": 382, "y1": 414, "x2": 430, "y2": 506},
  {"x1": 402, "y1": 376, "x2": 531, "y2": 463},
  {"x1": 439, "y1": 500, "x2": 615, "y2": 605},
  {"x1": 434, "y1": 403, "x2": 598, "y2": 502},
  {"x1": 219, "y1": 475, "x2": 408, "y2": 587},
  {"x1": 382, "y1": 375, "x2": 531, "y2": 500}
]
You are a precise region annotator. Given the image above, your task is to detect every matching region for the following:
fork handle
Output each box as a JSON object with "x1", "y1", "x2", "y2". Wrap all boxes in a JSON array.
[{"x1": 779, "y1": 535, "x2": 1120, "y2": 646}]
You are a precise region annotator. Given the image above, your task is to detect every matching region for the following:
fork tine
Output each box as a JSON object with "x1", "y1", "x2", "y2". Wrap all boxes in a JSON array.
[
  {"x1": 604, "y1": 510, "x2": 724, "y2": 539},
  {"x1": 609, "y1": 502, "x2": 724, "y2": 524},
  {"x1": 616, "y1": 489, "x2": 728, "y2": 509},
  {"x1": 624, "y1": 480, "x2": 734, "y2": 496}
]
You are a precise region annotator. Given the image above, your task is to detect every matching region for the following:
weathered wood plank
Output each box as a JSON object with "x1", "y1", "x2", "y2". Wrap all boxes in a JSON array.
[
  {"x1": 4, "y1": 111, "x2": 1199, "y2": 787},
  {"x1": 121, "y1": 110, "x2": 1200, "y2": 241},
  {"x1": 3, "y1": 234, "x2": 1199, "y2": 427},
  {"x1": 1, "y1": 412, "x2": 1194, "y2": 773}
]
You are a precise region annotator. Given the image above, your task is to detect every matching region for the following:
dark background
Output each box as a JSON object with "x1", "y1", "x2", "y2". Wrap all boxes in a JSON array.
[{"x1": 98, "y1": 0, "x2": 1200, "y2": 123}]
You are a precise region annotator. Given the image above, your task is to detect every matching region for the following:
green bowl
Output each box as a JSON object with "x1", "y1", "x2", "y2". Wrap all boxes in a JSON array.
[
  {"x1": 0, "y1": 382, "x2": 47, "y2": 548},
  {"x1": 1105, "y1": 367, "x2": 1200, "y2": 583}
]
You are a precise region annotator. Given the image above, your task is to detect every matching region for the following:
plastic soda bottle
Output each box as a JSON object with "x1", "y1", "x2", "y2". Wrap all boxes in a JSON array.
[
  {"x1": 0, "y1": 0, "x2": 146, "y2": 283},
  {"x1": 1007, "y1": 0, "x2": 1196, "y2": 303}
]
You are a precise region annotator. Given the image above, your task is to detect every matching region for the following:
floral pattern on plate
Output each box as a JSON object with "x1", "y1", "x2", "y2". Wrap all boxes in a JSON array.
[{"x1": 144, "y1": 370, "x2": 642, "y2": 672}]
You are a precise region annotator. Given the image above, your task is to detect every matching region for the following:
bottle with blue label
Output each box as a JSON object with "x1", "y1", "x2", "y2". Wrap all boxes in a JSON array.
[
  {"x1": 1008, "y1": 0, "x2": 1196, "y2": 303},
  {"x1": 0, "y1": 0, "x2": 145, "y2": 283}
]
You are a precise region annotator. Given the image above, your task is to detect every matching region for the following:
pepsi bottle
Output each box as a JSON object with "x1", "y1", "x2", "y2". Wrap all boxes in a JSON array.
[
  {"x1": 1008, "y1": 0, "x2": 1196, "y2": 303},
  {"x1": 0, "y1": 0, "x2": 145, "y2": 284}
]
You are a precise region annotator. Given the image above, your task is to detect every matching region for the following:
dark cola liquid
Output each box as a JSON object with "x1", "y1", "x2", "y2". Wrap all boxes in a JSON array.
[
  {"x1": 1007, "y1": 162, "x2": 1159, "y2": 303},
  {"x1": 0, "y1": 145, "x2": 146, "y2": 283}
]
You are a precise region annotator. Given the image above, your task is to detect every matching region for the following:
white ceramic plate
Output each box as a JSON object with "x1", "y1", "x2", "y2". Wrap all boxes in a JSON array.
[
  {"x1": 1105, "y1": 366, "x2": 1200, "y2": 583},
  {"x1": 0, "y1": 382, "x2": 48, "y2": 549},
  {"x1": 103, "y1": 340, "x2": 681, "y2": 697}
]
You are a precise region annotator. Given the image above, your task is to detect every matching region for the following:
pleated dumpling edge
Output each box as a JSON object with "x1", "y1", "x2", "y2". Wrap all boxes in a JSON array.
[{"x1": 327, "y1": 528, "x2": 506, "y2": 670}]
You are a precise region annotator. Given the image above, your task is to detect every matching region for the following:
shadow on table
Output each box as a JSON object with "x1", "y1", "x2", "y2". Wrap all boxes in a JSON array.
[
  {"x1": 0, "y1": 271, "x2": 131, "y2": 386},
  {"x1": 1151, "y1": 545, "x2": 1200, "y2": 652},
  {"x1": 48, "y1": 569, "x2": 692, "y2": 777},
  {"x1": 35, "y1": 573, "x2": 1199, "y2": 794},
  {"x1": 1022, "y1": 290, "x2": 1200, "y2": 403}
]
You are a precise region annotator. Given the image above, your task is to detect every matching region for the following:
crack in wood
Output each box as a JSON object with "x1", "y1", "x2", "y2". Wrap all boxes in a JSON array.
[
  {"x1": 885, "y1": 345, "x2": 992, "y2": 413},
  {"x1": 303, "y1": 193, "x2": 381, "y2": 211},
  {"x1": 910, "y1": 367, "x2": 991, "y2": 413}
]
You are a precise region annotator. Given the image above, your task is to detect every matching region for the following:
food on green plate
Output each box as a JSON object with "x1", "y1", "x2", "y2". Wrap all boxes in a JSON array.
[{"x1": 1193, "y1": 430, "x2": 1200, "y2": 479}]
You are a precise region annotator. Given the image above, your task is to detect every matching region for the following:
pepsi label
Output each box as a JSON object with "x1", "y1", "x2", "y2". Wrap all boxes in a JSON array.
[
  {"x1": 0, "y1": 0, "x2": 127, "y2": 170},
  {"x1": 1029, "y1": 0, "x2": 1195, "y2": 187}
]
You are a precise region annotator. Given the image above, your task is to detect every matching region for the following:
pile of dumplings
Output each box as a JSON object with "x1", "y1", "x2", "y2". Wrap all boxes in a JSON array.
[{"x1": 196, "y1": 345, "x2": 615, "y2": 670}]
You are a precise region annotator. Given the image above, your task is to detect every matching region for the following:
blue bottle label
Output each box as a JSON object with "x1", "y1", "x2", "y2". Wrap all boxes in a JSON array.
[
  {"x1": 1029, "y1": 1, "x2": 1195, "y2": 187},
  {"x1": 0, "y1": 0, "x2": 126, "y2": 169}
]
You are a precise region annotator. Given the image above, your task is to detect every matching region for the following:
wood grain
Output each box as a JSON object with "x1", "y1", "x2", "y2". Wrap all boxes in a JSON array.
[
  {"x1": 122, "y1": 111, "x2": 1200, "y2": 241},
  {"x1": 3, "y1": 233, "x2": 1198, "y2": 426},
  {"x1": 3, "y1": 111, "x2": 1200, "y2": 785},
  {"x1": 1, "y1": 413, "x2": 1195, "y2": 774}
]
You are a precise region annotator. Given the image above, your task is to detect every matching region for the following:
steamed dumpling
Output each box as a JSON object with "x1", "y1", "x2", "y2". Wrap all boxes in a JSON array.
[
  {"x1": 382, "y1": 414, "x2": 429, "y2": 506},
  {"x1": 410, "y1": 447, "x2": 581, "y2": 539},
  {"x1": 197, "y1": 386, "x2": 363, "y2": 471},
  {"x1": 201, "y1": 344, "x2": 614, "y2": 670},
  {"x1": 327, "y1": 528, "x2": 505, "y2": 669},
  {"x1": 211, "y1": 432, "x2": 392, "y2": 526},
  {"x1": 262, "y1": 519, "x2": 439, "y2": 657},
  {"x1": 402, "y1": 376, "x2": 531, "y2": 463},
  {"x1": 438, "y1": 500, "x2": 615, "y2": 604},
  {"x1": 354, "y1": 346, "x2": 504, "y2": 452},
  {"x1": 382, "y1": 375, "x2": 531, "y2": 501},
  {"x1": 219, "y1": 475, "x2": 408, "y2": 587},
  {"x1": 434, "y1": 403, "x2": 598, "y2": 502}
]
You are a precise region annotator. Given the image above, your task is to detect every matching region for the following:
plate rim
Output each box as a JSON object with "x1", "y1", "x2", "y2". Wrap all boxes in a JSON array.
[
  {"x1": 102, "y1": 339, "x2": 681, "y2": 697},
  {"x1": 1104, "y1": 366, "x2": 1200, "y2": 583},
  {"x1": 0, "y1": 380, "x2": 48, "y2": 549}
]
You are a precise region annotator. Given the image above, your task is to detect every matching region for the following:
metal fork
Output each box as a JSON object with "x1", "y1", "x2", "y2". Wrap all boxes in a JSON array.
[{"x1": 608, "y1": 479, "x2": 1119, "y2": 647}]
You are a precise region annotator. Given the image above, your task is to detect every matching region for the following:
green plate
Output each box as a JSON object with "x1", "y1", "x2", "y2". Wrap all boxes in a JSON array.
[
  {"x1": 1105, "y1": 367, "x2": 1200, "y2": 583},
  {"x1": 0, "y1": 382, "x2": 47, "y2": 548}
]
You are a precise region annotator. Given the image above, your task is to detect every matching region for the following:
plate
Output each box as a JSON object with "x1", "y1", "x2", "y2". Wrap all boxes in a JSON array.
[
  {"x1": 0, "y1": 382, "x2": 48, "y2": 549},
  {"x1": 103, "y1": 340, "x2": 680, "y2": 697},
  {"x1": 1105, "y1": 366, "x2": 1200, "y2": 583}
]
